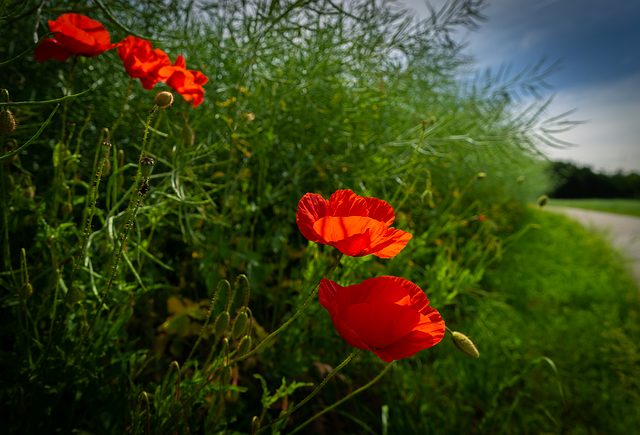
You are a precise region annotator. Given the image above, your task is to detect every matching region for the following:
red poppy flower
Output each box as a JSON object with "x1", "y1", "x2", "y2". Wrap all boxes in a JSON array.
[
  {"x1": 296, "y1": 189, "x2": 412, "y2": 258},
  {"x1": 117, "y1": 36, "x2": 172, "y2": 90},
  {"x1": 478, "y1": 214, "x2": 486, "y2": 222},
  {"x1": 157, "y1": 55, "x2": 209, "y2": 107},
  {"x1": 34, "y1": 13, "x2": 115, "y2": 62},
  {"x1": 319, "y1": 276, "x2": 445, "y2": 362}
]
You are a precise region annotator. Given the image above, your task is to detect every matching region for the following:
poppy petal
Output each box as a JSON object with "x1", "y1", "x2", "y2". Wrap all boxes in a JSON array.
[
  {"x1": 319, "y1": 277, "x2": 411, "y2": 317},
  {"x1": 342, "y1": 302, "x2": 421, "y2": 349},
  {"x1": 296, "y1": 193, "x2": 328, "y2": 243},
  {"x1": 34, "y1": 39, "x2": 74, "y2": 62},
  {"x1": 313, "y1": 216, "x2": 386, "y2": 256},
  {"x1": 384, "y1": 276, "x2": 431, "y2": 313},
  {"x1": 365, "y1": 227, "x2": 413, "y2": 258},
  {"x1": 371, "y1": 329, "x2": 443, "y2": 362},
  {"x1": 326, "y1": 189, "x2": 369, "y2": 217},
  {"x1": 363, "y1": 196, "x2": 395, "y2": 226}
]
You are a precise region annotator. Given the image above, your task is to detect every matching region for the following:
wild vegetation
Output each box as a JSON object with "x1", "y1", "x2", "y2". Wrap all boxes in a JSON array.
[{"x1": 2, "y1": 1, "x2": 637, "y2": 434}]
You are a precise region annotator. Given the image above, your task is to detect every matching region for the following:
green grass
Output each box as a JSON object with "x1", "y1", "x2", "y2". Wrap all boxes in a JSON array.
[
  {"x1": 549, "y1": 198, "x2": 640, "y2": 217},
  {"x1": 370, "y1": 208, "x2": 640, "y2": 434}
]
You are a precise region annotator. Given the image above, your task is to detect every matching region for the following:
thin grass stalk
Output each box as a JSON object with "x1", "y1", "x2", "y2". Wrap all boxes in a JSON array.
[
  {"x1": 184, "y1": 281, "x2": 222, "y2": 368},
  {"x1": 287, "y1": 361, "x2": 395, "y2": 435},
  {"x1": 257, "y1": 349, "x2": 360, "y2": 434}
]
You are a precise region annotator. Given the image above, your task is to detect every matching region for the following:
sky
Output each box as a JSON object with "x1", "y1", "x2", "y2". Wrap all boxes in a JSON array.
[{"x1": 402, "y1": 0, "x2": 640, "y2": 173}]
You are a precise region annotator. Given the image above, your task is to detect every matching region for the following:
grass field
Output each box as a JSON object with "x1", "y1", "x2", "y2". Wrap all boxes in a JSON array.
[
  {"x1": 549, "y1": 198, "x2": 640, "y2": 217},
  {"x1": 376, "y1": 208, "x2": 640, "y2": 434}
]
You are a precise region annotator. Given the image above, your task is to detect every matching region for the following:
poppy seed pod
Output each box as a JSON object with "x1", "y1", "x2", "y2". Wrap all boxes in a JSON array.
[
  {"x1": 232, "y1": 311, "x2": 248, "y2": 339},
  {"x1": 155, "y1": 91, "x2": 174, "y2": 108},
  {"x1": 18, "y1": 283, "x2": 33, "y2": 300},
  {"x1": 0, "y1": 108, "x2": 17, "y2": 135},
  {"x1": 214, "y1": 311, "x2": 230, "y2": 337},
  {"x1": 238, "y1": 335, "x2": 252, "y2": 357},
  {"x1": 139, "y1": 157, "x2": 155, "y2": 178},
  {"x1": 451, "y1": 331, "x2": 479, "y2": 358}
]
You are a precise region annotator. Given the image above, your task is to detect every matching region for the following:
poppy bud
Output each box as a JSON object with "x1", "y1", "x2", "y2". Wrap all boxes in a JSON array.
[
  {"x1": 61, "y1": 203, "x2": 73, "y2": 214},
  {"x1": 530, "y1": 223, "x2": 542, "y2": 230},
  {"x1": 181, "y1": 123, "x2": 194, "y2": 146},
  {"x1": 451, "y1": 331, "x2": 479, "y2": 358},
  {"x1": 140, "y1": 157, "x2": 155, "y2": 179},
  {"x1": 18, "y1": 283, "x2": 33, "y2": 300},
  {"x1": 537, "y1": 195, "x2": 548, "y2": 208},
  {"x1": 214, "y1": 311, "x2": 230, "y2": 337},
  {"x1": 221, "y1": 365, "x2": 232, "y2": 385},
  {"x1": 117, "y1": 149, "x2": 125, "y2": 168},
  {"x1": 238, "y1": 335, "x2": 252, "y2": 357},
  {"x1": 251, "y1": 416, "x2": 261, "y2": 435},
  {"x1": 22, "y1": 186, "x2": 35, "y2": 199},
  {"x1": 232, "y1": 311, "x2": 248, "y2": 339},
  {"x1": 0, "y1": 108, "x2": 17, "y2": 135},
  {"x1": 103, "y1": 158, "x2": 112, "y2": 176},
  {"x1": 476, "y1": 172, "x2": 486, "y2": 180},
  {"x1": 155, "y1": 91, "x2": 174, "y2": 109},
  {"x1": 102, "y1": 141, "x2": 112, "y2": 149},
  {"x1": 517, "y1": 175, "x2": 525, "y2": 184}
]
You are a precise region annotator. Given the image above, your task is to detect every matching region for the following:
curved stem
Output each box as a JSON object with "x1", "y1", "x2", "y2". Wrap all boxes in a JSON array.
[
  {"x1": 287, "y1": 361, "x2": 395, "y2": 435},
  {"x1": 257, "y1": 349, "x2": 359, "y2": 434}
]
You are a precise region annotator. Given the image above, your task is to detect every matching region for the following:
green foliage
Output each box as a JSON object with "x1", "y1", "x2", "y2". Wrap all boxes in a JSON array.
[{"x1": 0, "y1": 0, "x2": 596, "y2": 434}]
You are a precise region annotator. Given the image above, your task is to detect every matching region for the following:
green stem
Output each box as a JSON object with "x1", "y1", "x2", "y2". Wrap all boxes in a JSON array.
[
  {"x1": 60, "y1": 56, "x2": 78, "y2": 141},
  {"x1": 257, "y1": 349, "x2": 360, "y2": 434},
  {"x1": 287, "y1": 361, "x2": 395, "y2": 435}
]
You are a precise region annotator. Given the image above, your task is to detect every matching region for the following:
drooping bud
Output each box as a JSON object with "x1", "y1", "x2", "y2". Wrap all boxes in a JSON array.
[
  {"x1": 214, "y1": 311, "x2": 230, "y2": 337},
  {"x1": 537, "y1": 195, "x2": 549, "y2": 208},
  {"x1": 61, "y1": 203, "x2": 73, "y2": 214},
  {"x1": 451, "y1": 331, "x2": 479, "y2": 358},
  {"x1": 517, "y1": 175, "x2": 525, "y2": 184},
  {"x1": 476, "y1": 172, "x2": 486, "y2": 180},
  {"x1": 155, "y1": 91, "x2": 174, "y2": 109},
  {"x1": 0, "y1": 108, "x2": 17, "y2": 135},
  {"x1": 232, "y1": 311, "x2": 248, "y2": 339},
  {"x1": 140, "y1": 157, "x2": 155, "y2": 179},
  {"x1": 238, "y1": 335, "x2": 252, "y2": 357},
  {"x1": 18, "y1": 283, "x2": 33, "y2": 300}
]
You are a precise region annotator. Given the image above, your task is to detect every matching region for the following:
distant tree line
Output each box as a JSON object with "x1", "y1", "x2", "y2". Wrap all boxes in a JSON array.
[{"x1": 548, "y1": 161, "x2": 640, "y2": 199}]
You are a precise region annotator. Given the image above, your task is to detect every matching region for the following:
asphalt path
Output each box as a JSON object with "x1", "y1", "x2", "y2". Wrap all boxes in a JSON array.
[{"x1": 544, "y1": 206, "x2": 640, "y2": 284}]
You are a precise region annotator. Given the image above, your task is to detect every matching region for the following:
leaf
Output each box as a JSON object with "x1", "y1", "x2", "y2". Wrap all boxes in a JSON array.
[{"x1": 167, "y1": 296, "x2": 186, "y2": 314}]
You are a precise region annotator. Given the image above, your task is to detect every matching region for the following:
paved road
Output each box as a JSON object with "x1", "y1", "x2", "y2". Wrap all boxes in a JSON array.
[{"x1": 544, "y1": 206, "x2": 640, "y2": 283}]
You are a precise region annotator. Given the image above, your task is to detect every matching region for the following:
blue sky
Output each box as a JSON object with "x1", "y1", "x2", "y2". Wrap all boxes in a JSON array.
[{"x1": 403, "y1": 0, "x2": 640, "y2": 173}]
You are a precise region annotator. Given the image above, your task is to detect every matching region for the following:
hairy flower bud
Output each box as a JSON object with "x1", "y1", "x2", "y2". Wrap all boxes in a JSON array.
[
  {"x1": 232, "y1": 311, "x2": 248, "y2": 339},
  {"x1": 517, "y1": 175, "x2": 525, "y2": 184},
  {"x1": 221, "y1": 365, "x2": 232, "y2": 385},
  {"x1": 18, "y1": 283, "x2": 33, "y2": 300},
  {"x1": 451, "y1": 331, "x2": 479, "y2": 358},
  {"x1": 214, "y1": 311, "x2": 230, "y2": 337},
  {"x1": 155, "y1": 91, "x2": 174, "y2": 108},
  {"x1": 0, "y1": 108, "x2": 17, "y2": 135},
  {"x1": 251, "y1": 416, "x2": 261, "y2": 435},
  {"x1": 537, "y1": 195, "x2": 548, "y2": 208},
  {"x1": 181, "y1": 123, "x2": 194, "y2": 146},
  {"x1": 61, "y1": 202, "x2": 73, "y2": 214},
  {"x1": 238, "y1": 335, "x2": 252, "y2": 357},
  {"x1": 22, "y1": 186, "x2": 35, "y2": 199}
]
